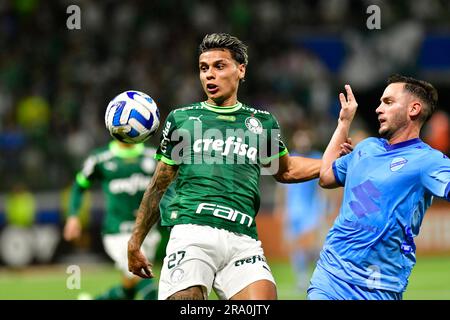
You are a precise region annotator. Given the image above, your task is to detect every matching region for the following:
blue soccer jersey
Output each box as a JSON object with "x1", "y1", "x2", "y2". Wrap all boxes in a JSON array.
[{"x1": 316, "y1": 137, "x2": 450, "y2": 293}]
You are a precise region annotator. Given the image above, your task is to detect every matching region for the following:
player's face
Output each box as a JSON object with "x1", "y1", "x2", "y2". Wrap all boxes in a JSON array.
[
  {"x1": 199, "y1": 49, "x2": 246, "y2": 106},
  {"x1": 376, "y1": 83, "x2": 410, "y2": 140}
]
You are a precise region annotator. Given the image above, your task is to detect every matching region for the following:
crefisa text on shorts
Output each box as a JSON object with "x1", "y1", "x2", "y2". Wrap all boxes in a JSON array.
[{"x1": 180, "y1": 303, "x2": 271, "y2": 317}]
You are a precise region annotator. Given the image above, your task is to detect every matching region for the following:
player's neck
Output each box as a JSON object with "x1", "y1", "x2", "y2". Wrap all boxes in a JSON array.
[
  {"x1": 206, "y1": 95, "x2": 238, "y2": 107},
  {"x1": 387, "y1": 126, "x2": 420, "y2": 145}
]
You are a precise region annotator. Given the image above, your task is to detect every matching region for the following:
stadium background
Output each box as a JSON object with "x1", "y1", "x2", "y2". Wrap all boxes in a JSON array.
[{"x1": 0, "y1": 0, "x2": 449, "y2": 299}]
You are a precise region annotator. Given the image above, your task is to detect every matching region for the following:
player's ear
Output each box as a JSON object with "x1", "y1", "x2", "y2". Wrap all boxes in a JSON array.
[
  {"x1": 409, "y1": 101, "x2": 422, "y2": 119},
  {"x1": 238, "y1": 64, "x2": 246, "y2": 81}
]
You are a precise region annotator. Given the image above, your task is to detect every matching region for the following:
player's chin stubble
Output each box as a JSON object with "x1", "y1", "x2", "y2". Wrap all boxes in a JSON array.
[{"x1": 379, "y1": 126, "x2": 392, "y2": 140}]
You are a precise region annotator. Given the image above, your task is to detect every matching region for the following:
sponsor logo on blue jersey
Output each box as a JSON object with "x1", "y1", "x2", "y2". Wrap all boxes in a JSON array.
[{"x1": 390, "y1": 157, "x2": 408, "y2": 172}]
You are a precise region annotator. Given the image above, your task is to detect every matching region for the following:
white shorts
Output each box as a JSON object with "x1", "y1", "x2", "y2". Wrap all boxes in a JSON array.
[
  {"x1": 158, "y1": 224, "x2": 275, "y2": 300},
  {"x1": 103, "y1": 226, "x2": 161, "y2": 278}
]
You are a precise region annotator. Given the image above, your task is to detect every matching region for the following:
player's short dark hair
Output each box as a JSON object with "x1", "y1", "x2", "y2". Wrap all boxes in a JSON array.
[
  {"x1": 199, "y1": 33, "x2": 248, "y2": 65},
  {"x1": 387, "y1": 74, "x2": 438, "y2": 123}
]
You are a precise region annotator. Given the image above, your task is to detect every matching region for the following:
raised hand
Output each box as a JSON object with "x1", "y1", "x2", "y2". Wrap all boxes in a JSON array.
[{"x1": 338, "y1": 85, "x2": 358, "y2": 124}]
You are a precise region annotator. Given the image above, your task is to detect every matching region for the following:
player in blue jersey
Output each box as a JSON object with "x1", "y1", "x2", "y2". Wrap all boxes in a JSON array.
[{"x1": 308, "y1": 75, "x2": 450, "y2": 300}]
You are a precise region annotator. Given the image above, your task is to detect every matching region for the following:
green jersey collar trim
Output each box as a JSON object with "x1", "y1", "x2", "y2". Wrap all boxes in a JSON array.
[
  {"x1": 109, "y1": 141, "x2": 144, "y2": 158},
  {"x1": 202, "y1": 101, "x2": 242, "y2": 113},
  {"x1": 76, "y1": 173, "x2": 91, "y2": 188}
]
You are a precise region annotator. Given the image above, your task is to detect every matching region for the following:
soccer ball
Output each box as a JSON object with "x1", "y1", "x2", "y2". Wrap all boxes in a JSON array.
[{"x1": 105, "y1": 90, "x2": 160, "y2": 144}]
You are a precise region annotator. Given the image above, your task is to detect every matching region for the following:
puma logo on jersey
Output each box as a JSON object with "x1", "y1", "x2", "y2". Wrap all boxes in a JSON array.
[
  {"x1": 196, "y1": 203, "x2": 253, "y2": 227},
  {"x1": 189, "y1": 115, "x2": 203, "y2": 122},
  {"x1": 193, "y1": 136, "x2": 257, "y2": 161}
]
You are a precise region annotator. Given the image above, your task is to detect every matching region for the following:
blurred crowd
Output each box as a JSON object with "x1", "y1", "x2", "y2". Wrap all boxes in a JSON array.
[{"x1": 1, "y1": 0, "x2": 449, "y2": 192}]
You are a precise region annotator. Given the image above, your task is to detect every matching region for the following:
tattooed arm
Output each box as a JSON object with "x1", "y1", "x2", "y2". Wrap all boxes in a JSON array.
[{"x1": 128, "y1": 161, "x2": 178, "y2": 278}]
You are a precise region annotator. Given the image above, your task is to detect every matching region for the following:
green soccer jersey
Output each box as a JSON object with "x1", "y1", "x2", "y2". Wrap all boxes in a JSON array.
[
  {"x1": 70, "y1": 141, "x2": 157, "y2": 234},
  {"x1": 156, "y1": 101, "x2": 288, "y2": 239}
]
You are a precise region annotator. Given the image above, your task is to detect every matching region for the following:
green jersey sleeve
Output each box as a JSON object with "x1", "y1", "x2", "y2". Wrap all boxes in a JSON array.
[
  {"x1": 69, "y1": 154, "x2": 98, "y2": 216},
  {"x1": 260, "y1": 114, "x2": 288, "y2": 165},
  {"x1": 76, "y1": 154, "x2": 100, "y2": 188},
  {"x1": 155, "y1": 111, "x2": 181, "y2": 165},
  {"x1": 68, "y1": 182, "x2": 86, "y2": 216}
]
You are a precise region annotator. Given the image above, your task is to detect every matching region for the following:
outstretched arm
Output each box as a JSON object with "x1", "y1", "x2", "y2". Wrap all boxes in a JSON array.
[
  {"x1": 128, "y1": 161, "x2": 178, "y2": 278},
  {"x1": 271, "y1": 140, "x2": 353, "y2": 184},
  {"x1": 273, "y1": 154, "x2": 321, "y2": 183},
  {"x1": 319, "y1": 85, "x2": 358, "y2": 188}
]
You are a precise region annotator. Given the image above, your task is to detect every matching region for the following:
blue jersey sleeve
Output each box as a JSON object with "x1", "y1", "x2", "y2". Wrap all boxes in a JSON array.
[
  {"x1": 420, "y1": 153, "x2": 450, "y2": 201},
  {"x1": 332, "y1": 151, "x2": 354, "y2": 186}
]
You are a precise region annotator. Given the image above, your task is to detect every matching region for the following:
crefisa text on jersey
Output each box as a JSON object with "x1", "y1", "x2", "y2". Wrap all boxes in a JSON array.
[{"x1": 179, "y1": 303, "x2": 271, "y2": 317}]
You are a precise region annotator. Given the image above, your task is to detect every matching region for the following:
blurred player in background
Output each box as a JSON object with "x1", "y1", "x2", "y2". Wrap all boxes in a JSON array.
[
  {"x1": 127, "y1": 33, "x2": 333, "y2": 300},
  {"x1": 310, "y1": 75, "x2": 450, "y2": 300},
  {"x1": 275, "y1": 128, "x2": 330, "y2": 293},
  {"x1": 64, "y1": 140, "x2": 161, "y2": 300}
]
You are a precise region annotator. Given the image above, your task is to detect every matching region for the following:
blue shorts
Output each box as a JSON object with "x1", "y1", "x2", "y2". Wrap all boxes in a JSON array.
[{"x1": 307, "y1": 264, "x2": 402, "y2": 300}]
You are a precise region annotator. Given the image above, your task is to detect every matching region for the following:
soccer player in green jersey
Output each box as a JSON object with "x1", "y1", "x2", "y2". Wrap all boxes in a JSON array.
[
  {"x1": 64, "y1": 140, "x2": 161, "y2": 300},
  {"x1": 127, "y1": 33, "x2": 324, "y2": 300}
]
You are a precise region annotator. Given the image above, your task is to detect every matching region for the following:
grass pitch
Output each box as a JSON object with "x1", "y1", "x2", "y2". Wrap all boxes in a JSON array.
[{"x1": 0, "y1": 256, "x2": 450, "y2": 300}]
